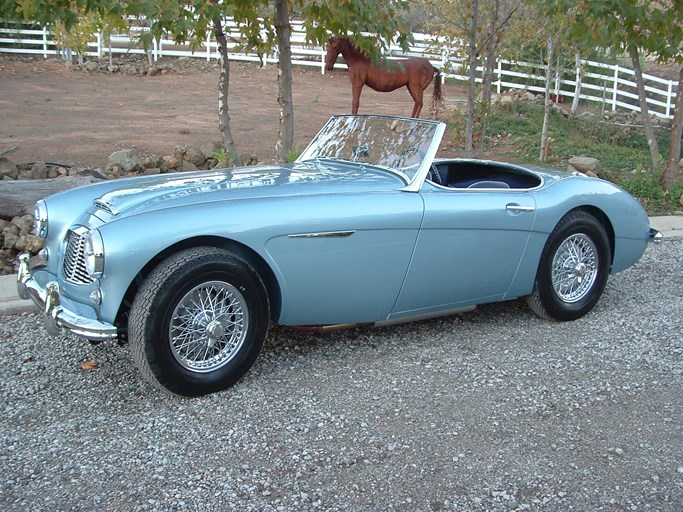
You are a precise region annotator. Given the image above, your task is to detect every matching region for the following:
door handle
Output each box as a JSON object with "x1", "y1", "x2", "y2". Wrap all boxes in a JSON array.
[{"x1": 506, "y1": 204, "x2": 535, "y2": 213}]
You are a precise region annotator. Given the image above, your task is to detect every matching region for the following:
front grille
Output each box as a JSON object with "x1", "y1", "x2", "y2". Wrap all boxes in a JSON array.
[{"x1": 63, "y1": 229, "x2": 94, "y2": 285}]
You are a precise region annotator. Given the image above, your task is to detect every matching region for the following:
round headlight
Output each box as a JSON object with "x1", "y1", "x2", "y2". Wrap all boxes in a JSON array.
[
  {"x1": 83, "y1": 229, "x2": 105, "y2": 278},
  {"x1": 34, "y1": 200, "x2": 48, "y2": 238}
]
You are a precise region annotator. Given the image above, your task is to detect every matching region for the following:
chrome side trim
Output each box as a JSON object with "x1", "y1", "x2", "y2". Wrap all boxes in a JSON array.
[
  {"x1": 17, "y1": 253, "x2": 118, "y2": 340},
  {"x1": 288, "y1": 230, "x2": 356, "y2": 239}
]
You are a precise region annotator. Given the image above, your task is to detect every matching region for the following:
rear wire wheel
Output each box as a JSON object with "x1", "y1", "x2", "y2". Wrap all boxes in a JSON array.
[
  {"x1": 129, "y1": 247, "x2": 269, "y2": 397},
  {"x1": 526, "y1": 211, "x2": 611, "y2": 321}
]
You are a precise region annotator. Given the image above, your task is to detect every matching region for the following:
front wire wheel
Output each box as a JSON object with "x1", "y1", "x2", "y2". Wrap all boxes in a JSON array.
[
  {"x1": 169, "y1": 280, "x2": 249, "y2": 373},
  {"x1": 527, "y1": 211, "x2": 611, "y2": 321},
  {"x1": 129, "y1": 247, "x2": 269, "y2": 397}
]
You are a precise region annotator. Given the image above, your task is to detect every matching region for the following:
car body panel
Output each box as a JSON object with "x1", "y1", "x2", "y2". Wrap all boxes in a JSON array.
[{"x1": 392, "y1": 184, "x2": 537, "y2": 316}]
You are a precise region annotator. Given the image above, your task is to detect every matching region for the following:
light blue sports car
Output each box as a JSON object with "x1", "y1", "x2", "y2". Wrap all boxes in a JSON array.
[{"x1": 17, "y1": 115, "x2": 659, "y2": 396}]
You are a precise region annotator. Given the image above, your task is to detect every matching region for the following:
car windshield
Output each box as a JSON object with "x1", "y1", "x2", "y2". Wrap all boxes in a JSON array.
[{"x1": 297, "y1": 115, "x2": 444, "y2": 185}]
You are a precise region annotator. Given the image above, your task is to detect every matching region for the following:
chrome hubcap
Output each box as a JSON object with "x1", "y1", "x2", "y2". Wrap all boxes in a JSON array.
[
  {"x1": 169, "y1": 281, "x2": 248, "y2": 372},
  {"x1": 551, "y1": 234, "x2": 598, "y2": 303}
]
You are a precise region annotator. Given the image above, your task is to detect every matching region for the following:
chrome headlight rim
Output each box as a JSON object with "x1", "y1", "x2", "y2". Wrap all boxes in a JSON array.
[
  {"x1": 83, "y1": 229, "x2": 105, "y2": 278},
  {"x1": 34, "y1": 200, "x2": 48, "y2": 238}
]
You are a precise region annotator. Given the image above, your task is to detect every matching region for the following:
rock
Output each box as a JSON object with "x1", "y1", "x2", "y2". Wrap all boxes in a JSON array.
[
  {"x1": 200, "y1": 141, "x2": 225, "y2": 161},
  {"x1": 106, "y1": 149, "x2": 143, "y2": 173},
  {"x1": 499, "y1": 94, "x2": 513, "y2": 106},
  {"x1": 142, "y1": 155, "x2": 162, "y2": 169},
  {"x1": 146, "y1": 67, "x2": 159, "y2": 77},
  {"x1": 85, "y1": 61, "x2": 99, "y2": 73},
  {"x1": 142, "y1": 168, "x2": 161, "y2": 176},
  {"x1": 177, "y1": 161, "x2": 199, "y2": 172},
  {"x1": 22, "y1": 234, "x2": 45, "y2": 253},
  {"x1": 174, "y1": 144, "x2": 206, "y2": 167},
  {"x1": 0, "y1": 157, "x2": 18, "y2": 180},
  {"x1": 30, "y1": 161, "x2": 49, "y2": 180},
  {"x1": 568, "y1": 156, "x2": 601, "y2": 175},
  {"x1": 107, "y1": 64, "x2": 120, "y2": 73},
  {"x1": 12, "y1": 215, "x2": 34, "y2": 235},
  {"x1": 160, "y1": 155, "x2": 179, "y2": 172},
  {"x1": 2, "y1": 231, "x2": 18, "y2": 250},
  {"x1": 578, "y1": 111, "x2": 597, "y2": 122}
]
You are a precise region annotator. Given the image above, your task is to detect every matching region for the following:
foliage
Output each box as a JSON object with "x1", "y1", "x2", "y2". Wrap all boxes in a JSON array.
[
  {"x1": 476, "y1": 100, "x2": 681, "y2": 213},
  {"x1": 285, "y1": 145, "x2": 301, "y2": 164}
]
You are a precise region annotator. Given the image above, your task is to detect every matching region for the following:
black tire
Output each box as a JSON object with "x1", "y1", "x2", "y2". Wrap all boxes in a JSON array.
[
  {"x1": 129, "y1": 247, "x2": 269, "y2": 397},
  {"x1": 526, "y1": 211, "x2": 611, "y2": 321}
]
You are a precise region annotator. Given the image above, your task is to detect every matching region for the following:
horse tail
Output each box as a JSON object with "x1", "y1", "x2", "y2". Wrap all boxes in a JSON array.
[{"x1": 431, "y1": 66, "x2": 444, "y2": 110}]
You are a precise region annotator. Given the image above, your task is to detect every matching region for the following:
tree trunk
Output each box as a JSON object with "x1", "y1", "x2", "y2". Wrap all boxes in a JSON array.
[
  {"x1": 663, "y1": 64, "x2": 683, "y2": 189},
  {"x1": 629, "y1": 44, "x2": 661, "y2": 169},
  {"x1": 539, "y1": 34, "x2": 553, "y2": 163},
  {"x1": 475, "y1": 0, "x2": 500, "y2": 158},
  {"x1": 570, "y1": 52, "x2": 582, "y2": 115},
  {"x1": 275, "y1": 0, "x2": 294, "y2": 163},
  {"x1": 0, "y1": 175, "x2": 104, "y2": 218},
  {"x1": 464, "y1": 0, "x2": 479, "y2": 158},
  {"x1": 212, "y1": 16, "x2": 239, "y2": 163}
]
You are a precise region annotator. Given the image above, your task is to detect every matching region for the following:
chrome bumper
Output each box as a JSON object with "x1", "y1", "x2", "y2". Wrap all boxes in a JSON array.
[
  {"x1": 649, "y1": 228, "x2": 663, "y2": 243},
  {"x1": 16, "y1": 253, "x2": 119, "y2": 340}
]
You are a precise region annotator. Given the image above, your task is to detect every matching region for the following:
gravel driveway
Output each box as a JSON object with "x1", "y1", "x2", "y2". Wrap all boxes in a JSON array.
[{"x1": 1, "y1": 240, "x2": 682, "y2": 512}]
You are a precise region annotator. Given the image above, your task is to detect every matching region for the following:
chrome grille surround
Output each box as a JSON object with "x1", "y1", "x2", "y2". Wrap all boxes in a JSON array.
[{"x1": 62, "y1": 227, "x2": 95, "y2": 285}]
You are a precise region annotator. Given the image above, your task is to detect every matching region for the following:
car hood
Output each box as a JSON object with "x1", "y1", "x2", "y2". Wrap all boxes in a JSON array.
[{"x1": 92, "y1": 161, "x2": 404, "y2": 218}]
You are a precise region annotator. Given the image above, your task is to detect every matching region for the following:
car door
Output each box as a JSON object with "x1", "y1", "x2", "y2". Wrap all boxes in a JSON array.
[{"x1": 390, "y1": 186, "x2": 536, "y2": 318}]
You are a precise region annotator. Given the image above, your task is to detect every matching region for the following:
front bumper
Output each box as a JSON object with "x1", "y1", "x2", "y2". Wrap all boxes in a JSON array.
[{"x1": 16, "y1": 253, "x2": 119, "y2": 340}]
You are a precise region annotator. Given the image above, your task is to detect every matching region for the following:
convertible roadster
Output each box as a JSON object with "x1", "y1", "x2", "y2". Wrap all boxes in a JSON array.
[{"x1": 18, "y1": 115, "x2": 658, "y2": 396}]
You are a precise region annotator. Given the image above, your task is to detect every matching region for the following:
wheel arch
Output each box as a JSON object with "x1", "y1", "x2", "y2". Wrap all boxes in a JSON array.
[
  {"x1": 570, "y1": 205, "x2": 615, "y2": 265},
  {"x1": 115, "y1": 236, "x2": 282, "y2": 333}
]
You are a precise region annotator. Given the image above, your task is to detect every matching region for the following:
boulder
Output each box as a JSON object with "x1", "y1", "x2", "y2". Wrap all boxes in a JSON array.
[
  {"x1": 12, "y1": 214, "x2": 34, "y2": 235},
  {"x1": 160, "y1": 155, "x2": 180, "y2": 172},
  {"x1": 174, "y1": 144, "x2": 206, "y2": 167},
  {"x1": 568, "y1": 156, "x2": 601, "y2": 175},
  {"x1": 0, "y1": 157, "x2": 18, "y2": 180},
  {"x1": 85, "y1": 61, "x2": 99, "y2": 72},
  {"x1": 200, "y1": 141, "x2": 226, "y2": 161},
  {"x1": 30, "y1": 161, "x2": 49, "y2": 180},
  {"x1": 106, "y1": 149, "x2": 143, "y2": 173}
]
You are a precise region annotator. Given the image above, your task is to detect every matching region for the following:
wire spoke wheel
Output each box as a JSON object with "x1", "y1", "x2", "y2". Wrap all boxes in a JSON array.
[
  {"x1": 129, "y1": 247, "x2": 268, "y2": 397},
  {"x1": 551, "y1": 234, "x2": 598, "y2": 303},
  {"x1": 170, "y1": 281, "x2": 249, "y2": 373},
  {"x1": 526, "y1": 211, "x2": 611, "y2": 321}
]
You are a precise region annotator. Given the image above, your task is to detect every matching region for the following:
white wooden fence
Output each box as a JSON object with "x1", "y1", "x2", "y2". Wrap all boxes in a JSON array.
[{"x1": 1, "y1": 19, "x2": 678, "y2": 119}]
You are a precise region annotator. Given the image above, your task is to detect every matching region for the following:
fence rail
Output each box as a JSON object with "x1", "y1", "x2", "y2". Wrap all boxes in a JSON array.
[{"x1": 0, "y1": 19, "x2": 678, "y2": 119}]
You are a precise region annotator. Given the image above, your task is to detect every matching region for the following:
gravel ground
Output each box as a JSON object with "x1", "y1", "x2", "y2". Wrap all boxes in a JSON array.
[{"x1": 1, "y1": 240, "x2": 682, "y2": 512}]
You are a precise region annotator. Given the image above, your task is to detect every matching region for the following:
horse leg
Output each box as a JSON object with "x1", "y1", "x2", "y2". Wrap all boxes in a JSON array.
[
  {"x1": 351, "y1": 82, "x2": 364, "y2": 115},
  {"x1": 407, "y1": 84, "x2": 424, "y2": 118}
]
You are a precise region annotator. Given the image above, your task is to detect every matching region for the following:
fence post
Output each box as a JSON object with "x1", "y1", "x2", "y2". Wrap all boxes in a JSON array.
[
  {"x1": 666, "y1": 80, "x2": 673, "y2": 119},
  {"x1": 206, "y1": 32, "x2": 211, "y2": 61},
  {"x1": 612, "y1": 64, "x2": 619, "y2": 111},
  {"x1": 42, "y1": 26, "x2": 48, "y2": 58},
  {"x1": 97, "y1": 31, "x2": 102, "y2": 58},
  {"x1": 496, "y1": 60, "x2": 502, "y2": 93},
  {"x1": 153, "y1": 37, "x2": 158, "y2": 62},
  {"x1": 321, "y1": 46, "x2": 325, "y2": 75}
]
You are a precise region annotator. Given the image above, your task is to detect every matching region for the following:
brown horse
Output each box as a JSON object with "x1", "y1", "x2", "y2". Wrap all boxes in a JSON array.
[{"x1": 325, "y1": 36, "x2": 443, "y2": 118}]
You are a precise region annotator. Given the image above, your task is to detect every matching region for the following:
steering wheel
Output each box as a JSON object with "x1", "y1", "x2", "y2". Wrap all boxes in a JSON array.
[{"x1": 429, "y1": 163, "x2": 443, "y2": 185}]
